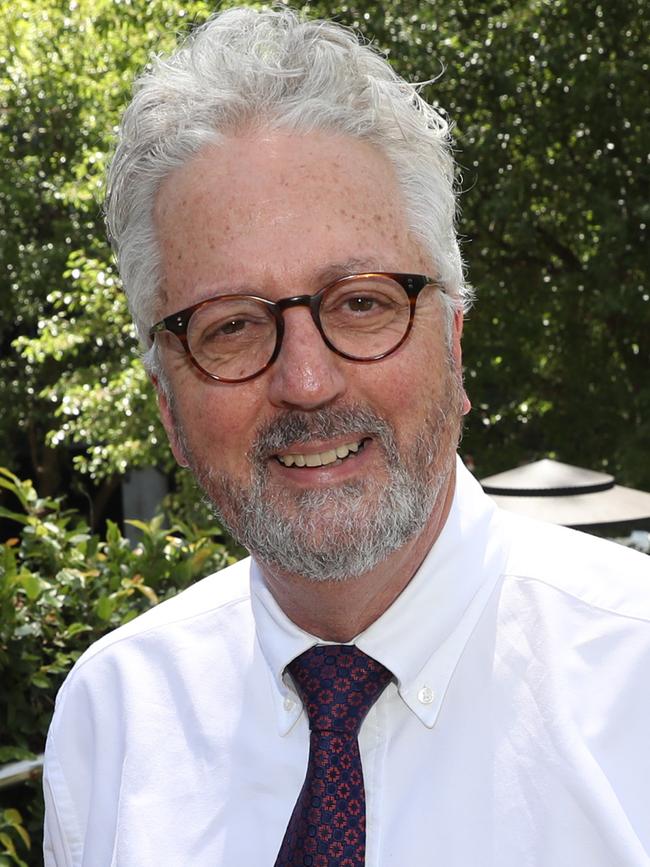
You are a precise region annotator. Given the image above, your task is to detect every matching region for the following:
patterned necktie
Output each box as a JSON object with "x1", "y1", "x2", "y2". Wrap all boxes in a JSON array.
[{"x1": 274, "y1": 644, "x2": 392, "y2": 867}]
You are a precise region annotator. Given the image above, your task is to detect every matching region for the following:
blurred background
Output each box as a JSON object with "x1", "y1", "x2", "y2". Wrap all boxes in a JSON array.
[
  {"x1": 1, "y1": 0, "x2": 648, "y2": 533},
  {"x1": 0, "y1": 0, "x2": 648, "y2": 861}
]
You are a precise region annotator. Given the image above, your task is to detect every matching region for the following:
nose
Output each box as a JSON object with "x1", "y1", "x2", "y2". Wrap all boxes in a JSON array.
[{"x1": 265, "y1": 306, "x2": 347, "y2": 411}]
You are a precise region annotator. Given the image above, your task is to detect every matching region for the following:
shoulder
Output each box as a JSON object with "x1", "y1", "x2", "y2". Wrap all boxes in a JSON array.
[
  {"x1": 43, "y1": 556, "x2": 259, "y2": 862},
  {"x1": 56, "y1": 555, "x2": 255, "y2": 698},
  {"x1": 498, "y1": 510, "x2": 650, "y2": 622}
]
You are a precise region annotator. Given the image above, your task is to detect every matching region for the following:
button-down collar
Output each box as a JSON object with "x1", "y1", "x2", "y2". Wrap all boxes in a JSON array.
[{"x1": 251, "y1": 457, "x2": 510, "y2": 733}]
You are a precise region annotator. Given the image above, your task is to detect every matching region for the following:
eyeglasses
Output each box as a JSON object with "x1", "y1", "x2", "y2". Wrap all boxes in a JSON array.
[{"x1": 149, "y1": 272, "x2": 444, "y2": 383}]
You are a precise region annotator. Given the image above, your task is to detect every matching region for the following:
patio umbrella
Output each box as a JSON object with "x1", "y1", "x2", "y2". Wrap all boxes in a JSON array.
[{"x1": 480, "y1": 458, "x2": 650, "y2": 532}]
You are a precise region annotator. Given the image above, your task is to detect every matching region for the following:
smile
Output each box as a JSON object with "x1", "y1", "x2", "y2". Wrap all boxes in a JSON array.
[{"x1": 276, "y1": 439, "x2": 367, "y2": 468}]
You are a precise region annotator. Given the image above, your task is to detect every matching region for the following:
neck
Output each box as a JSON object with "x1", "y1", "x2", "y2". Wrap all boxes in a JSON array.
[{"x1": 261, "y1": 463, "x2": 456, "y2": 642}]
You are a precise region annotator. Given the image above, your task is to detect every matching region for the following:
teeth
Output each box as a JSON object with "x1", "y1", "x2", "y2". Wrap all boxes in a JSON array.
[{"x1": 277, "y1": 440, "x2": 363, "y2": 468}]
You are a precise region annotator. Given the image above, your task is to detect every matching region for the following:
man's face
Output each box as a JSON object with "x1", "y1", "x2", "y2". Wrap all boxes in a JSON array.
[{"x1": 153, "y1": 130, "x2": 469, "y2": 581}]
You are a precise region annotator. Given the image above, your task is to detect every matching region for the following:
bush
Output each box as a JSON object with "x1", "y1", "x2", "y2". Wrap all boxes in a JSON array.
[{"x1": 0, "y1": 468, "x2": 240, "y2": 865}]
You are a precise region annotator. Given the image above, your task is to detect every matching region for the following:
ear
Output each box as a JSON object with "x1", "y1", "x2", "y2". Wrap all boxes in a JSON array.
[
  {"x1": 151, "y1": 374, "x2": 190, "y2": 468},
  {"x1": 451, "y1": 309, "x2": 472, "y2": 417}
]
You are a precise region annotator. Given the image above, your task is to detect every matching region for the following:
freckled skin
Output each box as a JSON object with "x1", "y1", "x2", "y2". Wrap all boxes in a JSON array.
[{"x1": 152, "y1": 129, "x2": 470, "y2": 639}]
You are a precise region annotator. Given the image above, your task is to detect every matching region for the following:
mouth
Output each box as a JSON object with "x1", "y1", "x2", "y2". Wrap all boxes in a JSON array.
[{"x1": 275, "y1": 438, "x2": 369, "y2": 468}]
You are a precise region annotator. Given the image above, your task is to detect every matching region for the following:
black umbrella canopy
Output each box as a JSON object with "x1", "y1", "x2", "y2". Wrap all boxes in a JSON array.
[{"x1": 480, "y1": 459, "x2": 650, "y2": 530}]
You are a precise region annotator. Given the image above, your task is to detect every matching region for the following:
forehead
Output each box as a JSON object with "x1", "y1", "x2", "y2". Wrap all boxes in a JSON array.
[{"x1": 153, "y1": 129, "x2": 429, "y2": 308}]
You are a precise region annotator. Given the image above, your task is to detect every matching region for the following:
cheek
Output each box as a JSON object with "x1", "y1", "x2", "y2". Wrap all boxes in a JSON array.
[
  {"x1": 352, "y1": 358, "x2": 431, "y2": 436},
  {"x1": 374, "y1": 347, "x2": 454, "y2": 437},
  {"x1": 368, "y1": 333, "x2": 447, "y2": 406},
  {"x1": 172, "y1": 380, "x2": 266, "y2": 469}
]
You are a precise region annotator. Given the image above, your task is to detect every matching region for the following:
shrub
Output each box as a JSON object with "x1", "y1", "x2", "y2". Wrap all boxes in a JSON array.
[{"x1": 0, "y1": 468, "x2": 240, "y2": 864}]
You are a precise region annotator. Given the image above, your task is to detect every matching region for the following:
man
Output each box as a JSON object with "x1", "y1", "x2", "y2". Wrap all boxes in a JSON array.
[{"x1": 43, "y1": 7, "x2": 650, "y2": 866}]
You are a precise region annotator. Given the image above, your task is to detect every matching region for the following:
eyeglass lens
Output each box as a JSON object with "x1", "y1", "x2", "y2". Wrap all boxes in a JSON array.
[{"x1": 187, "y1": 274, "x2": 413, "y2": 381}]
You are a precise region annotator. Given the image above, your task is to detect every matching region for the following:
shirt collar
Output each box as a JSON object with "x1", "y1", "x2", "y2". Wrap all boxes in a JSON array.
[
  {"x1": 251, "y1": 457, "x2": 510, "y2": 733},
  {"x1": 250, "y1": 558, "x2": 316, "y2": 734}
]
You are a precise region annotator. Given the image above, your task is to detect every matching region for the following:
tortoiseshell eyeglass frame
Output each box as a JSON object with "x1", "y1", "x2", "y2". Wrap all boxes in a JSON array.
[{"x1": 148, "y1": 272, "x2": 445, "y2": 384}]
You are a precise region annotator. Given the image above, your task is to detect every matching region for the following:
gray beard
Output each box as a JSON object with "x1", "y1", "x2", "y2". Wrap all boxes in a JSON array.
[{"x1": 178, "y1": 371, "x2": 464, "y2": 583}]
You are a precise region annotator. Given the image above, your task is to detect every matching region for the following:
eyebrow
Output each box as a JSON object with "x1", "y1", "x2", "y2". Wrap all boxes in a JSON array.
[
  {"x1": 311, "y1": 258, "x2": 386, "y2": 287},
  {"x1": 193, "y1": 258, "x2": 388, "y2": 303}
]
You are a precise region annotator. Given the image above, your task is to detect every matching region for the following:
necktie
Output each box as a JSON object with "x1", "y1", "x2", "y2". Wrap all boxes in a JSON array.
[{"x1": 274, "y1": 644, "x2": 392, "y2": 867}]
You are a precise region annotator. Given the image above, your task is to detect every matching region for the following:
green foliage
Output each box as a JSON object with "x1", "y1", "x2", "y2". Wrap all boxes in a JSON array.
[
  {"x1": 0, "y1": 467, "x2": 238, "y2": 864},
  {"x1": 299, "y1": 0, "x2": 650, "y2": 486},
  {"x1": 2, "y1": 0, "x2": 648, "y2": 505},
  {"x1": 1, "y1": 5, "x2": 648, "y2": 861},
  {"x1": 0, "y1": 0, "x2": 220, "y2": 512},
  {"x1": 0, "y1": 808, "x2": 30, "y2": 867}
]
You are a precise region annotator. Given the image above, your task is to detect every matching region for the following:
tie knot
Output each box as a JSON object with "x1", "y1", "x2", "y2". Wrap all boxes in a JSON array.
[{"x1": 288, "y1": 645, "x2": 392, "y2": 735}]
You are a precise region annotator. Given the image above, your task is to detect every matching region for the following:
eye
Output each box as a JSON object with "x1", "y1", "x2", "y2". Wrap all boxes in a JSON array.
[
  {"x1": 326, "y1": 289, "x2": 399, "y2": 318},
  {"x1": 200, "y1": 312, "x2": 268, "y2": 344},
  {"x1": 188, "y1": 298, "x2": 276, "y2": 364},
  {"x1": 216, "y1": 318, "x2": 248, "y2": 336},
  {"x1": 344, "y1": 295, "x2": 378, "y2": 313}
]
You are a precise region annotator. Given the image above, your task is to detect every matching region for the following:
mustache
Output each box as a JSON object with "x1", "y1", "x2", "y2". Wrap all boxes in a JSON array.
[{"x1": 249, "y1": 404, "x2": 398, "y2": 463}]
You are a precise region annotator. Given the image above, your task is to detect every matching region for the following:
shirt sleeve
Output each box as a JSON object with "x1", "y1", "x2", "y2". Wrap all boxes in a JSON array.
[{"x1": 42, "y1": 732, "x2": 80, "y2": 867}]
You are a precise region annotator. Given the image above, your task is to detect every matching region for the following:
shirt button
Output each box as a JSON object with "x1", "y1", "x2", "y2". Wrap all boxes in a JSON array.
[
  {"x1": 418, "y1": 686, "x2": 434, "y2": 705},
  {"x1": 284, "y1": 697, "x2": 295, "y2": 711}
]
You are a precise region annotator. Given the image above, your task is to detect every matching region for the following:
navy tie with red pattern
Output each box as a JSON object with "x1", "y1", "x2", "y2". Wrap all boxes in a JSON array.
[{"x1": 274, "y1": 644, "x2": 392, "y2": 867}]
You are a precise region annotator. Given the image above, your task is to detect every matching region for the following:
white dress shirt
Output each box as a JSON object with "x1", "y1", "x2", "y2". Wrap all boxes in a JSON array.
[{"x1": 43, "y1": 459, "x2": 650, "y2": 866}]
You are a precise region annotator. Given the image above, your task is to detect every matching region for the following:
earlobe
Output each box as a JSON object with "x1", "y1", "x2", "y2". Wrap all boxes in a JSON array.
[
  {"x1": 151, "y1": 375, "x2": 190, "y2": 468},
  {"x1": 460, "y1": 388, "x2": 472, "y2": 417}
]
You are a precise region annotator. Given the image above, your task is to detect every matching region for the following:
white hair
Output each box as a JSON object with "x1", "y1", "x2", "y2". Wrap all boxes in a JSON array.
[{"x1": 105, "y1": 6, "x2": 473, "y2": 370}]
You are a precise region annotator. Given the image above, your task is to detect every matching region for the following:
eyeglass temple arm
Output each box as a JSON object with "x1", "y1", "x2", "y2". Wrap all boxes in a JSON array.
[{"x1": 149, "y1": 311, "x2": 190, "y2": 339}]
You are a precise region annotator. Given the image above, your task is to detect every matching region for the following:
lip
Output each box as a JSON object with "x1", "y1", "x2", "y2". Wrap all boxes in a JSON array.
[
  {"x1": 268, "y1": 436, "x2": 376, "y2": 488},
  {"x1": 274, "y1": 436, "x2": 368, "y2": 468},
  {"x1": 273, "y1": 434, "x2": 370, "y2": 458}
]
